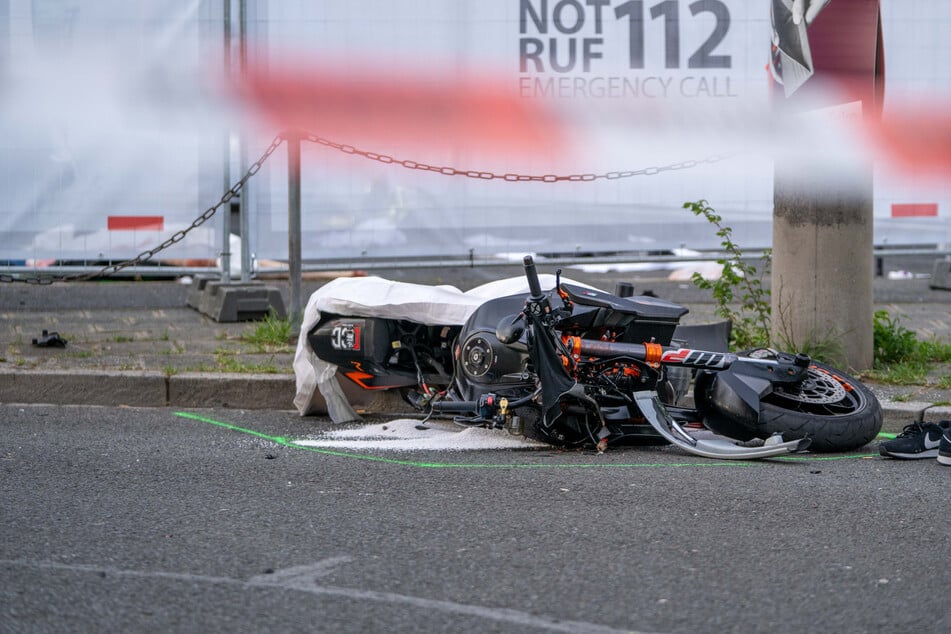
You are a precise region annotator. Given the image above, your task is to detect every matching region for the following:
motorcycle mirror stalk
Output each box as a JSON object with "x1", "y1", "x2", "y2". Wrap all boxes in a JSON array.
[{"x1": 496, "y1": 313, "x2": 525, "y2": 345}]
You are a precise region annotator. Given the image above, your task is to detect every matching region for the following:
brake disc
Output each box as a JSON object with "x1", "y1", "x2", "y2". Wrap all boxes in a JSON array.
[{"x1": 775, "y1": 367, "x2": 848, "y2": 404}]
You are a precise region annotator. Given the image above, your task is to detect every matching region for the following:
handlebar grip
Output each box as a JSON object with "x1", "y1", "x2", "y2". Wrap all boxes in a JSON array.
[{"x1": 523, "y1": 255, "x2": 544, "y2": 300}]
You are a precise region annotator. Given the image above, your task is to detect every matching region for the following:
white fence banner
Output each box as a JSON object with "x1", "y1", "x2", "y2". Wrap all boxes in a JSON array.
[
  {"x1": 2, "y1": 1, "x2": 948, "y2": 267},
  {"x1": 242, "y1": 0, "x2": 950, "y2": 263},
  {"x1": 0, "y1": 0, "x2": 227, "y2": 264}
]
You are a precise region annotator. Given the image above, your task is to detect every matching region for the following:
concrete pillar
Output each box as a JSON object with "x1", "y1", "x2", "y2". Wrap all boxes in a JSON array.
[
  {"x1": 768, "y1": 0, "x2": 882, "y2": 372},
  {"x1": 772, "y1": 158, "x2": 874, "y2": 371}
]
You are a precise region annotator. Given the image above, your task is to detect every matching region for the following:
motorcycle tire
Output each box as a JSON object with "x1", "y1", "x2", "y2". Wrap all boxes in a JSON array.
[{"x1": 698, "y1": 360, "x2": 883, "y2": 452}]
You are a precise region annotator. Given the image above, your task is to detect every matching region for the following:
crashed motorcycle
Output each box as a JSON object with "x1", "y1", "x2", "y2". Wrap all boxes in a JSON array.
[{"x1": 302, "y1": 256, "x2": 882, "y2": 459}]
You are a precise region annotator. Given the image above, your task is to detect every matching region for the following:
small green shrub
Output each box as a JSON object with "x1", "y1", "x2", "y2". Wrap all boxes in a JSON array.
[
  {"x1": 684, "y1": 199, "x2": 771, "y2": 350},
  {"x1": 873, "y1": 310, "x2": 917, "y2": 365},
  {"x1": 917, "y1": 339, "x2": 951, "y2": 363}
]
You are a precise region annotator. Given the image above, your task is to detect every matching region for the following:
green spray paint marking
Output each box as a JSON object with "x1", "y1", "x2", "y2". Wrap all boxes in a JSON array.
[{"x1": 173, "y1": 411, "x2": 879, "y2": 469}]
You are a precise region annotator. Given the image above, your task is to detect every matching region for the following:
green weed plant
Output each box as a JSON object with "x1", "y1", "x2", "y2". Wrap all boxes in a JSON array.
[{"x1": 867, "y1": 310, "x2": 951, "y2": 385}]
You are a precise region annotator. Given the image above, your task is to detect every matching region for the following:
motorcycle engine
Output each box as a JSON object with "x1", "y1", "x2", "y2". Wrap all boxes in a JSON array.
[{"x1": 459, "y1": 330, "x2": 525, "y2": 384}]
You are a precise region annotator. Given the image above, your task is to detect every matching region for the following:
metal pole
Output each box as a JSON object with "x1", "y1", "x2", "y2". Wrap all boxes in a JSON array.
[
  {"x1": 238, "y1": 0, "x2": 252, "y2": 282},
  {"x1": 287, "y1": 132, "x2": 303, "y2": 326},
  {"x1": 220, "y1": 0, "x2": 232, "y2": 283}
]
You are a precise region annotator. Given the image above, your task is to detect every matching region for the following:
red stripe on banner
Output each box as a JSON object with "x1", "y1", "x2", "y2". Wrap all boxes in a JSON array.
[
  {"x1": 108, "y1": 216, "x2": 164, "y2": 231},
  {"x1": 233, "y1": 56, "x2": 566, "y2": 161},
  {"x1": 891, "y1": 204, "x2": 938, "y2": 218}
]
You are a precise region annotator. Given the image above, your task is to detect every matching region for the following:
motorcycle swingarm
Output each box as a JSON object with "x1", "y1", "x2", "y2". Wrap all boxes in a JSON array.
[{"x1": 633, "y1": 392, "x2": 809, "y2": 460}]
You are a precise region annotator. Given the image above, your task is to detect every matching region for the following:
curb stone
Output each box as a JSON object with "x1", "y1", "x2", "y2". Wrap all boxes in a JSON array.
[
  {"x1": 1, "y1": 369, "x2": 942, "y2": 440},
  {"x1": 0, "y1": 369, "x2": 167, "y2": 408},
  {"x1": 877, "y1": 400, "x2": 930, "y2": 433},
  {"x1": 168, "y1": 372, "x2": 295, "y2": 410},
  {"x1": 0, "y1": 370, "x2": 408, "y2": 415},
  {"x1": 922, "y1": 403, "x2": 951, "y2": 424}
]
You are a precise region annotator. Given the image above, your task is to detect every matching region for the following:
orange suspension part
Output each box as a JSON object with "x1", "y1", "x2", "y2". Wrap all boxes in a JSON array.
[
  {"x1": 644, "y1": 342, "x2": 663, "y2": 367},
  {"x1": 563, "y1": 335, "x2": 582, "y2": 360}
]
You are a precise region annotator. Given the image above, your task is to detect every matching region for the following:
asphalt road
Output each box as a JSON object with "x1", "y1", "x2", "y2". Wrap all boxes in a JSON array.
[{"x1": 2, "y1": 404, "x2": 949, "y2": 633}]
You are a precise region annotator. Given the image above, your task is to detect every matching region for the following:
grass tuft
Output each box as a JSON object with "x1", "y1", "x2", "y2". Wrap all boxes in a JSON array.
[{"x1": 241, "y1": 311, "x2": 294, "y2": 353}]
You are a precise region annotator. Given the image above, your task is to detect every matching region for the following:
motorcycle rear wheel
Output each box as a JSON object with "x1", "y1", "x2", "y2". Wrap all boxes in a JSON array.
[{"x1": 700, "y1": 360, "x2": 883, "y2": 452}]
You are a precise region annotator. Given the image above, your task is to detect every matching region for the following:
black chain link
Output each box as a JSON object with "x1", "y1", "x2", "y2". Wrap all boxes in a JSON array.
[
  {"x1": 2, "y1": 130, "x2": 732, "y2": 284},
  {"x1": 303, "y1": 132, "x2": 733, "y2": 183}
]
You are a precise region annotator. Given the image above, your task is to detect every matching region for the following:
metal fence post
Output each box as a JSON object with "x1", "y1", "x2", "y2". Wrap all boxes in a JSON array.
[
  {"x1": 238, "y1": 0, "x2": 251, "y2": 282},
  {"x1": 287, "y1": 131, "x2": 303, "y2": 327},
  {"x1": 220, "y1": 0, "x2": 232, "y2": 284}
]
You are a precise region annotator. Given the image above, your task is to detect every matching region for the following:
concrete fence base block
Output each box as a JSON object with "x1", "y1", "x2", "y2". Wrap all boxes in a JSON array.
[
  {"x1": 929, "y1": 258, "x2": 951, "y2": 291},
  {"x1": 185, "y1": 275, "x2": 215, "y2": 310},
  {"x1": 187, "y1": 280, "x2": 286, "y2": 323}
]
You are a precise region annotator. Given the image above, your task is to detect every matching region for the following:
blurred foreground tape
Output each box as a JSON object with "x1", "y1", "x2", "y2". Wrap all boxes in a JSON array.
[
  {"x1": 235, "y1": 58, "x2": 565, "y2": 159},
  {"x1": 865, "y1": 103, "x2": 951, "y2": 181}
]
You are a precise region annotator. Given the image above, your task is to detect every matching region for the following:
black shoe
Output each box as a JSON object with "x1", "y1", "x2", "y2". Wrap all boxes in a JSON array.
[
  {"x1": 938, "y1": 422, "x2": 951, "y2": 467},
  {"x1": 879, "y1": 421, "x2": 950, "y2": 459}
]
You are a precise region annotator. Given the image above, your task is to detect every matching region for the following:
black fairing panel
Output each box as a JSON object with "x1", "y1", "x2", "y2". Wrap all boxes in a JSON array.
[
  {"x1": 558, "y1": 284, "x2": 687, "y2": 345},
  {"x1": 462, "y1": 293, "x2": 529, "y2": 333},
  {"x1": 561, "y1": 283, "x2": 688, "y2": 321},
  {"x1": 694, "y1": 367, "x2": 771, "y2": 441},
  {"x1": 309, "y1": 317, "x2": 394, "y2": 368},
  {"x1": 672, "y1": 320, "x2": 732, "y2": 352}
]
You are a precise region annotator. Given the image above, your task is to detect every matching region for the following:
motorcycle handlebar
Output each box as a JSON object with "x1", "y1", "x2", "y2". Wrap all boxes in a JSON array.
[
  {"x1": 523, "y1": 255, "x2": 544, "y2": 300},
  {"x1": 518, "y1": 254, "x2": 736, "y2": 372},
  {"x1": 566, "y1": 337, "x2": 737, "y2": 371}
]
